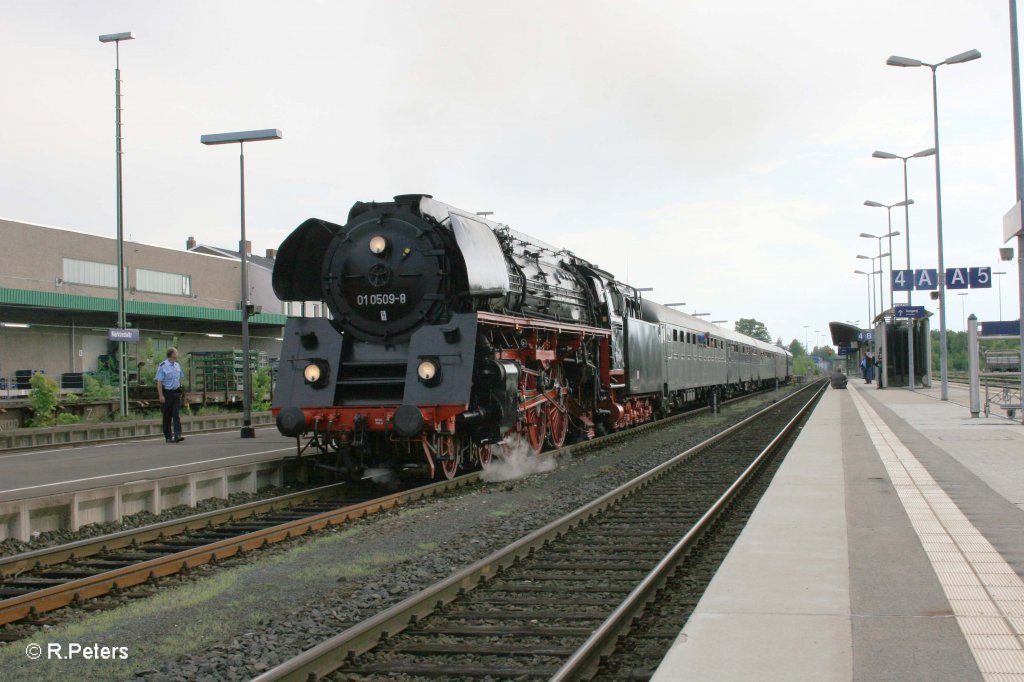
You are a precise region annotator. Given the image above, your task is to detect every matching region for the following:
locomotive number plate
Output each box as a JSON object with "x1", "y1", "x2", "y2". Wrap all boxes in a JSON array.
[{"x1": 356, "y1": 293, "x2": 408, "y2": 306}]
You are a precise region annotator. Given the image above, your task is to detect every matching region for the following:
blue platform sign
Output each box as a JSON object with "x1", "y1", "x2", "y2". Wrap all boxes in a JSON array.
[
  {"x1": 895, "y1": 306, "x2": 927, "y2": 319},
  {"x1": 891, "y1": 269, "x2": 913, "y2": 291},
  {"x1": 969, "y1": 267, "x2": 992, "y2": 288},
  {"x1": 857, "y1": 331, "x2": 874, "y2": 342},
  {"x1": 108, "y1": 328, "x2": 139, "y2": 343},
  {"x1": 946, "y1": 267, "x2": 969, "y2": 289},
  {"x1": 914, "y1": 269, "x2": 938, "y2": 290}
]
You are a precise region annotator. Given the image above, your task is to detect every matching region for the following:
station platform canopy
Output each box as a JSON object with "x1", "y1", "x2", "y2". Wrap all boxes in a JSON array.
[{"x1": 828, "y1": 322, "x2": 862, "y2": 347}]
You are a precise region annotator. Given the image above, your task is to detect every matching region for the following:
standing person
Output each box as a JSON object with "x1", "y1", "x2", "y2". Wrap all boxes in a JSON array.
[
  {"x1": 860, "y1": 354, "x2": 870, "y2": 383},
  {"x1": 866, "y1": 350, "x2": 876, "y2": 383},
  {"x1": 156, "y1": 347, "x2": 185, "y2": 443}
]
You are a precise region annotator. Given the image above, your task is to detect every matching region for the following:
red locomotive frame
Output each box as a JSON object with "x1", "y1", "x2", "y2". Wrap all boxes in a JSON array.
[{"x1": 273, "y1": 310, "x2": 659, "y2": 479}]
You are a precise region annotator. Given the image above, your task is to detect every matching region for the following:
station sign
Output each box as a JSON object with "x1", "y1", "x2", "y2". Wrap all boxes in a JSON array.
[
  {"x1": 969, "y1": 267, "x2": 992, "y2": 288},
  {"x1": 891, "y1": 269, "x2": 913, "y2": 291},
  {"x1": 894, "y1": 306, "x2": 927, "y2": 319},
  {"x1": 838, "y1": 345, "x2": 858, "y2": 355},
  {"x1": 891, "y1": 267, "x2": 991, "y2": 291},
  {"x1": 857, "y1": 331, "x2": 874, "y2": 342},
  {"x1": 108, "y1": 328, "x2": 139, "y2": 343}
]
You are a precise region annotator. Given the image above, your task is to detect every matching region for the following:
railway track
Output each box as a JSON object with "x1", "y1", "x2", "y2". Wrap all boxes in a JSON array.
[
  {"x1": 948, "y1": 371, "x2": 1020, "y2": 388},
  {"x1": 252, "y1": 380, "x2": 826, "y2": 682},
  {"x1": 0, "y1": 387, "x2": 782, "y2": 634}
]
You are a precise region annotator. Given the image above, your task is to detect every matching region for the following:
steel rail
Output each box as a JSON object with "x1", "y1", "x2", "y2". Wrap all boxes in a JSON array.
[
  {"x1": 251, "y1": 381, "x2": 822, "y2": 682},
  {"x1": 0, "y1": 384, "x2": 781, "y2": 629},
  {"x1": 551, "y1": 380, "x2": 827, "y2": 681},
  {"x1": 0, "y1": 474, "x2": 476, "y2": 627},
  {"x1": 0, "y1": 482, "x2": 348, "y2": 578}
]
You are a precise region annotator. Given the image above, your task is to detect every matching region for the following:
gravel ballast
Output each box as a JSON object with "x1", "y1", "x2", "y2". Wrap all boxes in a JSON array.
[{"x1": 0, "y1": 388, "x2": 798, "y2": 682}]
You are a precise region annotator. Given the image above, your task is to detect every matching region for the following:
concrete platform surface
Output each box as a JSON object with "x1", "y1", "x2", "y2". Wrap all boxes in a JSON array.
[
  {"x1": 652, "y1": 381, "x2": 1024, "y2": 682},
  {"x1": 0, "y1": 426, "x2": 295, "y2": 503}
]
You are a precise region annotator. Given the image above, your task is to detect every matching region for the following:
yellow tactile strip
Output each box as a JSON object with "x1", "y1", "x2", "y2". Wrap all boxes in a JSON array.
[{"x1": 849, "y1": 386, "x2": 1024, "y2": 681}]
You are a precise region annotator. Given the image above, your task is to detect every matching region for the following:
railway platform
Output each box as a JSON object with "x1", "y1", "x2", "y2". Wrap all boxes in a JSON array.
[
  {"x1": 653, "y1": 379, "x2": 1024, "y2": 681},
  {"x1": 0, "y1": 426, "x2": 295, "y2": 503}
]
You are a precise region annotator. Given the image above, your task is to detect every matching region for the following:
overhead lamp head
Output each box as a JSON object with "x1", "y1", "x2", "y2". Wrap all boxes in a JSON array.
[
  {"x1": 856, "y1": 254, "x2": 871, "y2": 260},
  {"x1": 854, "y1": 270, "x2": 868, "y2": 275},
  {"x1": 913, "y1": 147, "x2": 937, "y2": 158},
  {"x1": 887, "y1": 55, "x2": 923, "y2": 68},
  {"x1": 864, "y1": 200, "x2": 885, "y2": 208},
  {"x1": 872, "y1": 150, "x2": 900, "y2": 160},
  {"x1": 888, "y1": 231, "x2": 902, "y2": 237},
  {"x1": 945, "y1": 49, "x2": 981, "y2": 65},
  {"x1": 201, "y1": 129, "x2": 283, "y2": 145},
  {"x1": 894, "y1": 199, "x2": 915, "y2": 207},
  {"x1": 99, "y1": 32, "x2": 134, "y2": 43},
  {"x1": 859, "y1": 233, "x2": 878, "y2": 239}
]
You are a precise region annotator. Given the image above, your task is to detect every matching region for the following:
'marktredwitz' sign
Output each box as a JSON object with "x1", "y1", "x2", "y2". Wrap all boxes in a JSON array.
[{"x1": 107, "y1": 328, "x2": 140, "y2": 343}]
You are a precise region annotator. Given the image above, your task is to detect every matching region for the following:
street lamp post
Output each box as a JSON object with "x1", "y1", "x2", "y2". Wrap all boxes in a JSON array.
[
  {"x1": 870, "y1": 152, "x2": 934, "y2": 390},
  {"x1": 99, "y1": 31, "x2": 134, "y2": 418},
  {"x1": 859, "y1": 232, "x2": 900, "y2": 314},
  {"x1": 857, "y1": 253, "x2": 889, "y2": 321},
  {"x1": 803, "y1": 325, "x2": 809, "y2": 354},
  {"x1": 854, "y1": 269, "x2": 877, "y2": 323},
  {"x1": 863, "y1": 202, "x2": 912, "y2": 312},
  {"x1": 201, "y1": 129, "x2": 283, "y2": 438},
  {"x1": 1008, "y1": 0, "x2": 1024, "y2": 424},
  {"x1": 994, "y1": 271, "x2": 1007, "y2": 320},
  {"x1": 888, "y1": 48, "x2": 982, "y2": 400},
  {"x1": 864, "y1": 200, "x2": 913, "y2": 388}
]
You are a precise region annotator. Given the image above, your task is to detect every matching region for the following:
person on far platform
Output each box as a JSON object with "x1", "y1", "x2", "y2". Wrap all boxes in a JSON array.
[{"x1": 156, "y1": 347, "x2": 186, "y2": 444}]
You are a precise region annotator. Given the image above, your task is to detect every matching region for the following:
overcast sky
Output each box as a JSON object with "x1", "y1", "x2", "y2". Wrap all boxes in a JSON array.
[{"x1": 1, "y1": 1, "x2": 1021, "y2": 347}]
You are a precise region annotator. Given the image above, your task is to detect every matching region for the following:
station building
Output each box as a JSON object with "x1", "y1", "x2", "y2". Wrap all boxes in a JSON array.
[{"x1": 0, "y1": 217, "x2": 310, "y2": 391}]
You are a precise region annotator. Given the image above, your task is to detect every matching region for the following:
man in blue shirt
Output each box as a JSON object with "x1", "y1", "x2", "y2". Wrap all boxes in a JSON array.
[{"x1": 156, "y1": 347, "x2": 185, "y2": 443}]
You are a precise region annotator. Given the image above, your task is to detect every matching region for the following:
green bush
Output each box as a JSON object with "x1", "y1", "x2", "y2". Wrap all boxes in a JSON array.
[
  {"x1": 55, "y1": 412, "x2": 81, "y2": 425},
  {"x1": 84, "y1": 374, "x2": 116, "y2": 401},
  {"x1": 252, "y1": 367, "x2": 272, "y2": 411},
  {"x1": 28, "y1": 373, "x2": 61, "y2": 426}
]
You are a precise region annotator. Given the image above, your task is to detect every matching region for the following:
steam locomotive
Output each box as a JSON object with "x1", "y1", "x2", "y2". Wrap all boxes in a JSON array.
[{"x1": 271, "y1": 194, "x2": 791, "y2": 479}]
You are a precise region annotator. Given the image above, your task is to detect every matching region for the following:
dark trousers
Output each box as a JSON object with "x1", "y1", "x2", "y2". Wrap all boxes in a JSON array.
[{"x1": 162, "y1": 389, "x2": 183, "y2": 440}]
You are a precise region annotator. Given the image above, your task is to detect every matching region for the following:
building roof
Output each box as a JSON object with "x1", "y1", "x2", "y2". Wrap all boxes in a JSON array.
[
  {"x1": 190, "y1": 244, "x2": 276, "y2": 271},
  {"x1": 0, "y1": 287, "x2": 286, "y2": 326}
]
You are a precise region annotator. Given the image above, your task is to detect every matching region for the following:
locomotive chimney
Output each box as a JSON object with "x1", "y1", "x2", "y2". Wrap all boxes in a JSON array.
[
  {"x1": 265, "y1": 248, "x2": 277, "y2": 259},
  {"x1": 186, "y1": 236, "x2": 197, "y2": 250}
]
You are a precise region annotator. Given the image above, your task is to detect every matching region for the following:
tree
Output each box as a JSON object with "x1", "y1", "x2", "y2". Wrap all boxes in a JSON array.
[
  {"x1": 788, "y1": 339, "x2": 806, "y2": 357},
  {"x1": 734, "y1": 318, "x2": 771, "y2": 343},
  {"x1": 811, "y1": 345, "x2": 835, "y2": 359},
  {"x1": 775, "y1": 337, "x2": 785, "y2": 348}
]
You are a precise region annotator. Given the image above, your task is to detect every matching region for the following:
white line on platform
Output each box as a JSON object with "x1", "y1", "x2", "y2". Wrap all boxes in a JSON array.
[
  {"x1": 0, "y1": 447, "x2": 294, "y2": 496},
  {"x1": 849, "y1": 384, "x2": 1024, "y2": 679},
  {"x1": 0, "y1": 426, "x2": 277, "y2": 460}
]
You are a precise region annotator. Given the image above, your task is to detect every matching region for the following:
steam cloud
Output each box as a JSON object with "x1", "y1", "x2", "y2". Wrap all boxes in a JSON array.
[{"x1": 480, "y1": 436, "x2": 557, "y2": 483}]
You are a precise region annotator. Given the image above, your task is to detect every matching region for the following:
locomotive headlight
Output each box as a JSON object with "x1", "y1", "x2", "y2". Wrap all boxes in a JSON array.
[
  {"x1": 368, "y1": 235, "x2": 388, "y2": 256},
  {"x1": 303, "y1": 360, "x2": 329, "y2": 388},
  {"x1": 417, "y1": 358, "x2": 440, "y2": 385}
]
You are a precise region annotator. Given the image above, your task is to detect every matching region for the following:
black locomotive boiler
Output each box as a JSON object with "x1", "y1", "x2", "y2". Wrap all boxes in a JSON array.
[{"x1": 271, "y1": 194, "x2": 791, "y2": 478}]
